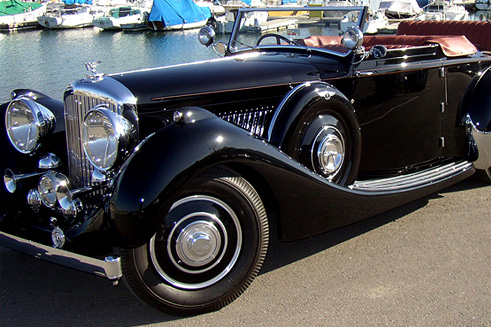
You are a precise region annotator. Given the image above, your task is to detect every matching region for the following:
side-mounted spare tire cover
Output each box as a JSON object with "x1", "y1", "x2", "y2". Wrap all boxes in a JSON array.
[{"x1": 268, "y1": 82, "x2": 361, "y2": 185}]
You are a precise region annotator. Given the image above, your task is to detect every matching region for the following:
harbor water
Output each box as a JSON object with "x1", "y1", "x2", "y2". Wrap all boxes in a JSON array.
[
  {"x1": 0, "y1": 28, "x2": 228, "y2": 102},
  {"x1": 1, "y1": 10, "x2": 490, "y2": 103}
]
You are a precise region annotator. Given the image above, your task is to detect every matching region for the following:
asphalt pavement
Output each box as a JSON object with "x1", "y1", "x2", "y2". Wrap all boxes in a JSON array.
[{"x1": 1, "y1": 176, "x2": 490, "y2": 327}]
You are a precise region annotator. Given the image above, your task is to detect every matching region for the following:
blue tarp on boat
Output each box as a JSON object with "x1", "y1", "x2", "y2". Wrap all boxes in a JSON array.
[
  {"x1": 63, "y1": 0, "x2": 93, "y2": 4},
  {"x1": 149, "y1": 0, "x2": 211, "y2": 27}
]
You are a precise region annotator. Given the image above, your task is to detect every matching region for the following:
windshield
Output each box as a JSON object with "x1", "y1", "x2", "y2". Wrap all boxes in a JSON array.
[{"x1": 228, "y1": 6, "x2": 368, "y2": 55}]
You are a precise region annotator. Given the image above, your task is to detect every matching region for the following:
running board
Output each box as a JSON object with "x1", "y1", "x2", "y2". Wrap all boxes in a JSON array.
[{"x1": 350, "y1": 161, "x2": 473, "y2": 192}]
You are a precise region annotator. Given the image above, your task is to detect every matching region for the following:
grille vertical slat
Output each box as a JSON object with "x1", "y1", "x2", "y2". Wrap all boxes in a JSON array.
[
  {"x1": 64, "y1": 93, "x2": 118, "y2": 189},
  {"x1": 219, "y1": 107, "x2": 274, "y2": 139}
]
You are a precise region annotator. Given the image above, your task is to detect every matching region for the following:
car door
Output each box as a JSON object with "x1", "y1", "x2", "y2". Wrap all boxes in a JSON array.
[{"x1": 337, "y1": 46, "x2": 445, "y2": 176}]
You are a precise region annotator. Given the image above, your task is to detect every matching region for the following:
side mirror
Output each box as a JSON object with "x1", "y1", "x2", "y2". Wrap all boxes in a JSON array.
[
  {"x1": 369, "y1": 44, "x2": 388, "y2": 59},
  {"x1": 214, "y1": 42, "x2": 227, "y2": 55},
  {"x1": 342, "y1": 28, "x2": 364, "y2": 51}
]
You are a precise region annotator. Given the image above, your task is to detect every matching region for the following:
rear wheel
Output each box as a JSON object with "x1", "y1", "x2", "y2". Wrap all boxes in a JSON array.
[
  {"x1": 476, "y1": 167, "x2": 491, "y2": 184},
  {"x1": 121, "y1": 167, "x2": 269, "y2": 316}
]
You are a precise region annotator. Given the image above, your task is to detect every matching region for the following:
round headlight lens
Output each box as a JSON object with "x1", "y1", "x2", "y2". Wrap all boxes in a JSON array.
[
  {"x1": 83, "y1": 108, "x2": 135, "y2": 171},
  {"x1": 5, "y1": 98, "x2": 56, "y2": 154}
]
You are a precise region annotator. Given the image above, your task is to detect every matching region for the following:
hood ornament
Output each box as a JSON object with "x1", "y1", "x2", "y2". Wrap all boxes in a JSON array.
[{"x1": 85, "y1": 61, "x2": 103, "y2": 81}]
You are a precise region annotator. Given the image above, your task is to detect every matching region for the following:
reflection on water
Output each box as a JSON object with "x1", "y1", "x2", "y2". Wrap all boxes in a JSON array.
[
  {"x1": 470, "y1": 10, "x2": 491, "y2": 21},
  {"x1": 0, "y1": 28, "x2": 219, "y2": 102},
  {"x1": 0, "y1": 10, "x2": 489, "y2": 102}
]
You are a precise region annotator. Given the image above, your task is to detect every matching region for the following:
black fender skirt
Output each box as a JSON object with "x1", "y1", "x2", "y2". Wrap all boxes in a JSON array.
[{"x1": 110, "y1": 107, "x2": 474, "y2": 247}]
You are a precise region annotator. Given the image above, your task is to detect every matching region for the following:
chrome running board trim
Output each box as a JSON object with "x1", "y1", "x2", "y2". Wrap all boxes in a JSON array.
[
  {"x1": 0, "y1": 231, "x2": 122, "y2": 281},
  {"x1": 351, "y1": 161, "x2": 473, "y2": 191}
]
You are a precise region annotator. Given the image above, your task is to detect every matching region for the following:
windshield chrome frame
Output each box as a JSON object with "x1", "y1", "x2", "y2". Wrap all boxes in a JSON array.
[{"x1": 228, "y1": 6, "x2": 369, "y2": 57}]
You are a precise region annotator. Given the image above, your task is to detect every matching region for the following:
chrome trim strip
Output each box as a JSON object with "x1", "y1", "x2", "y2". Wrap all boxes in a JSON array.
[
  {"x1": 0, "y1": 231, "x2": 122, "y2": 281},
  {"x1": 351, "y1": 161, "x2": 473, "y2": 191}
]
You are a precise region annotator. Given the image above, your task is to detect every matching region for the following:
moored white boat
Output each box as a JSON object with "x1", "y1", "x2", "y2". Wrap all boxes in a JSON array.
[
  {"x1": 93, "y1": 6, "x2": 150, "y2": 30},
  {"x1": 195, "y1": 0, "x2": 225, "y2": 16},
  {"x1": 475, "y1": 0, "x2": 491, "y2": 10},
  {"x1": 37, "y1": 4, "x2": 108, "y2": 29},
  {"x1": 378, "y1": 0, "x2": 423, "y2": 18},
  {"x1": 0, "y1": 0, "x2": 46, "y2": 31},
  {"x1": 214, "y1": 9, "x2": 268, "y2": 34},
  {"x1": 340, "y1": 8, "x2": 389, "y2": 34},
  {"x1": 420, "y1": 0, "x2": 469, "y2": 20}
]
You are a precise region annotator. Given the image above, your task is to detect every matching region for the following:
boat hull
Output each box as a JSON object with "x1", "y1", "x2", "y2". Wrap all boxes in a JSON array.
[
  {"x1": 148, "y1": 19, "x2": 208, "y2": 31},
  {"x1": 0, "y1": 4, "x2": 46, "y2": 31}
]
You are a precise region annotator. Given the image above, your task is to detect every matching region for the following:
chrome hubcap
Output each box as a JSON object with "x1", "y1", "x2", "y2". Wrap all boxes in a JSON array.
[
  {"x1": 149, "y1": 195, "x2": 242, "y2": 290},
  {"x1": 313, "y1": 126, "x2": 345, "y2": 179},
  {"x1": 175, "y1": 220, "x2": 222, "y2": 267}
]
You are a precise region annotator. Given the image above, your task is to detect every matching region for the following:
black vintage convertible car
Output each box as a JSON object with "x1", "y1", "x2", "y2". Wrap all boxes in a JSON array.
[{"x1": 1, "y1": 6, "x2": 490, "y2": 316}]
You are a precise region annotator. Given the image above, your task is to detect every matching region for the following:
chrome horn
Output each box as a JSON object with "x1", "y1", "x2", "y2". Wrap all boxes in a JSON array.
[{"x1": 4, "y1": 169, "x2": 44, "y2": 193}]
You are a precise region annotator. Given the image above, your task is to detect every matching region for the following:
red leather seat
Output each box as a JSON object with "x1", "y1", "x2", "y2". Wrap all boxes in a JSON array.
[
  {"x1": 363, "y1": 34, "x2": 477, "y2": 56},
  {"x1": 397, "y1": 20, "x2": 491, "y2": 52}
]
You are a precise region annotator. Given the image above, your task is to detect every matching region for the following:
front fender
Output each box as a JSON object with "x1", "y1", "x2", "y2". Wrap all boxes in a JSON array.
[{"x1": 110, "y1": 108, "x2": 279, "y2": 246}]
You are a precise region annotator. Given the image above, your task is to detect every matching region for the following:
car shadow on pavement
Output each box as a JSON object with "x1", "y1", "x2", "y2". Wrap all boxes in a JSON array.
[
  {"x1": 261, "y1": 176, "x2": 489, "y2": 274},
  {"x1": 0, "y1": 177, "x2": 487, "y2": 326}
]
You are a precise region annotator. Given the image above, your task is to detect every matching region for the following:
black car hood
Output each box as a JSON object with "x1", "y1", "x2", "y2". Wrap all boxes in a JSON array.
[{"x1": 108, "y1": 51, "x2": 324, "y2": 108}]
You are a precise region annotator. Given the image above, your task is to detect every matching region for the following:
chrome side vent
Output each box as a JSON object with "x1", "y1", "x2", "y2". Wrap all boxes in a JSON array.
[{"x1": 218, "y1": 107, "x2": 274, "y2": 138}]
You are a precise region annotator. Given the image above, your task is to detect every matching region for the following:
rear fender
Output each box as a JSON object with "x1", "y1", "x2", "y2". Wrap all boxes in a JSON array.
[
  {"x1": 461, "y1": 67, "x2": 491, "y2": 169},
  {"x1": 461, "y1": 66, "x2": 491, "y2": 132}
]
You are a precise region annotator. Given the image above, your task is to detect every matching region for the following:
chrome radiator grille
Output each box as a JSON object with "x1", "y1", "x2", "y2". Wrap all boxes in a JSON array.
[
  {"x1": 64, "y1": 93, "x2": 118, "y2": 189},
  {"x1": 218, "y1": 107, "x2": 274, "y2": 138}
]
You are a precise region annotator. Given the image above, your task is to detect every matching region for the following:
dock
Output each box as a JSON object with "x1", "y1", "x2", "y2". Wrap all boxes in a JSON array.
[
  {"x1": 246, "y1": 18, "x2": 298, "y2": 33},
  {"x1": 377, "y1": 20, "x2": 402, "y2": 35}
]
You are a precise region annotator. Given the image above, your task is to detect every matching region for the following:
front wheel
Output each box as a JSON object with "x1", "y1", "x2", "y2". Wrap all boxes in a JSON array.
[{"x1": 121, "y1": 167, "x2": 269, "y2": 316}]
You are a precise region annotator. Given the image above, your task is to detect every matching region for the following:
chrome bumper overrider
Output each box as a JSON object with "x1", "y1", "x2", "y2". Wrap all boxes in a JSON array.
[{"x1": 0, "y1": 231, "x2": 122, "y2": 281}]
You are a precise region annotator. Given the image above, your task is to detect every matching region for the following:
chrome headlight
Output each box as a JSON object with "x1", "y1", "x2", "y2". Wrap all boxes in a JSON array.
[
  {"x1": 82, "y1": 107, "x2": 136, "y2": 171},
  {"x1": 5, "y1": 97, "x2": 56, "y2": 154},
  {"x1": 342, "y1": 28, "x2": 364, "y2": 51}
]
